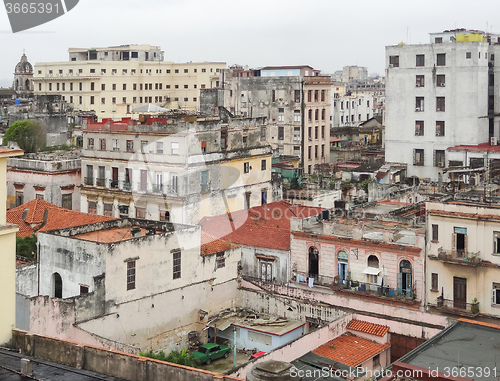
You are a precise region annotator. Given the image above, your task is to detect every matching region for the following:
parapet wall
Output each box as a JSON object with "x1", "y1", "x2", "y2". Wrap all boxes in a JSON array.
[{"x1": 12, "y1": 329, "x2": 243, "y2": 381}]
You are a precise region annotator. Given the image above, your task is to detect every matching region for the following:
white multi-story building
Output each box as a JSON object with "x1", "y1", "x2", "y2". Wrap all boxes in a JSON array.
[
  {"x1": 331, "y1": 93, "x2": 374, "y2": 128},
  {"x1": 385, "y1": 29, "x2": 500, "y2": 181},
  {"x1": 80, "y1": 114, "x2": 274, "y2": 225},
  {"x1": 33, "y1": 45, "x2": 226, "y2": 119}
]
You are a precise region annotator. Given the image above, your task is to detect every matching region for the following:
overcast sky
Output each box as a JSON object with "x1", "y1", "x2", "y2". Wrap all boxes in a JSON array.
[{"x1": 1, "y1": 0, "x2": 500, "y2": 87}]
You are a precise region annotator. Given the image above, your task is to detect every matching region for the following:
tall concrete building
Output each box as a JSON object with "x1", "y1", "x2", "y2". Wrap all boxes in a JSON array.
[
  {"x1": 33, "y1": 45, "x2": 225, "y2": 119},
  {"x1": 385, "y1": 29, "x2": 500, "y2": 180},
  {"x1": 223, "y1": 66, "x2": 333, "y2": 174}
]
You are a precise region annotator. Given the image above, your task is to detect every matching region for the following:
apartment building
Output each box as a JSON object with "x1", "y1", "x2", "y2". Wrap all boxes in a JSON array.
[
  {"x1": 426, "y1": 201, "x2": 500, "y2": 318},
  {"x1": 223, "y1": 65, "x2": 333, "y2": 174},
  {"x1": 80, "y1": 113, "x2": 273, "y2": 224},
  {"x1": 385, "y1": 29, "x2": 500, "y2": 180},
  {"x1": 332, "y1": 93, "x2": 374, "y2": 128},
  {"x1": 33, "y1": 45, "x2": 225, "y2": 119}
]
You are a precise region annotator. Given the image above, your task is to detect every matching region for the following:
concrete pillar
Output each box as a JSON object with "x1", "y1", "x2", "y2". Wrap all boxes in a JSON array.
[{"x1": 246, "y1": 360, "x2": 302, "y2": 381}]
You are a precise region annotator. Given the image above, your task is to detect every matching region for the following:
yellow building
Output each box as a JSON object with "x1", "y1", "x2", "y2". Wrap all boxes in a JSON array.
[
  {"x1": 34, "y1": 45, "x2": 226, "y2": 119},
  {"x1": 427, "y1": 201, "x2": 500, "y2": 318},
  {"x1": 0, "y1": 148, "x2": 24, "y2": 345}
]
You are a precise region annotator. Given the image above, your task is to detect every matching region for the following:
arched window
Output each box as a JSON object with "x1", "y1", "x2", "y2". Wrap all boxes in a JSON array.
[
  {"x1": 53, "y1": 273, "x2": 62, "y2": 298},
  {"x1": 367, "y1": 255, "x2": 379, "y2": 268}
]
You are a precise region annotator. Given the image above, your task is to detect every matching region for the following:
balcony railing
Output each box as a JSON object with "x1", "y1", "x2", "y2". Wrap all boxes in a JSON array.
[
  {"x1": 84, "y1": 177, "x2": 94, "y2": 186},
  {"x1": 201, "y1": 183, "x2": 210, "y2": 194},
  {"x1": 96, "y1": 178, "x2": 106, "y2": 187},
  {"x1": 434, "y1": 248, "x2": 481, "y2": 265},
  {"x1": 436, "y1": 297, "x2": 480, "y2": 316}
]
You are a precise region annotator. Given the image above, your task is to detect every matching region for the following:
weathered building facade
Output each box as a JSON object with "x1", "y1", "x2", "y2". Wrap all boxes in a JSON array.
[
  {"x1": 80, "y1": 114, "x2": 274, "y2": 224},
  {"x1": 7, "y1": 151, "x2": 81, "y2": 210},
  {"x1": 223, "y1": 66, "x2": 333, "y2": 174}
]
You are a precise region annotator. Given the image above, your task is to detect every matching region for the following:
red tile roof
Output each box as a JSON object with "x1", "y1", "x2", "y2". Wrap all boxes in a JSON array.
[
  {"x1": 448, "y1": 142, "x2": 500, "y2": 153},
  {"x1": 313, "y1": 332, "x2": 390, "y2": 367},
  {"x1": 7, "y1": 199, "x2": 116, "y2": 238},
  {"x1": 347, "y1": 319, "x2": 389, "y2": 337},
  {"x1": 199, "y1": 201, "x2": 323, "y2": 251},
  {"x1": 201, "y1": 231, "x2": 238, "y2": 256}
]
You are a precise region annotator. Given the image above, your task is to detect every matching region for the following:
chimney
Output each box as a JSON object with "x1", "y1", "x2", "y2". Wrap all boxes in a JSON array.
[
  {"x1": 21, "y1": 358, "x2": 33, "y2": 377},
  {"x1": 131, "y1": 226, "x2": 142, "y2": 238},
  {"x1": 246, "y1": 360, "x2": 301, "y2": 381}
]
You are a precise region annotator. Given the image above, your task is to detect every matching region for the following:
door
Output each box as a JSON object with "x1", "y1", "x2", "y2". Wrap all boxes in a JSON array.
[
  {"x1": 453, "y1": 277, "x2": 467, "y2": 309},
  {"x1": 338, "y1": 262, "x2": 347, "y2": 283},
  {"x1": 112, "y1": 167, "x2": 118, "y2": 188},
  {"x1": 140, "y1": 170, "x2": 147, "y2": 191},
  {"x1": 308, "y1": 247, "x2": 319, "y2": 280},
  {"x1": 260, "y1": 261, "x2": 272, "y2": 282}
]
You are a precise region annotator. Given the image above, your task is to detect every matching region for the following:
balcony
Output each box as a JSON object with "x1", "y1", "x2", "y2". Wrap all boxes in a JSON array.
[
  {"x1": 431, "y1": 248, "x2": 481, "y2": 266},
  {"x1": 96, "y1": 178, "x2": 106, "y2": 187},
  {"x1": 201, "y1": 183, "x2": 210, "y2": 194},
  {"x1": 110, "y1": 180, "x2": 119, "y2": 189},
  {"x1": 84, "y1": 177, "x2": 94, "y2": 186},
  {"x1": 436, "y1": 297, "x2": 480, "y2": 317},
  {"x1": 152, "y1": 184, "x2": 163, "y2": 193}
]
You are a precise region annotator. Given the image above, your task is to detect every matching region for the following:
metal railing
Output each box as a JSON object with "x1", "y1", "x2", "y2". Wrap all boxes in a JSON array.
[
  {"x1": 437, "y1": 298, "x2": 480, "y2": 315},
  {"x1": 84, "y1": 177, "x2": 94, "y2": 186},
  {"x1": 436, "y1": 248, "x2": 481, "y2": 265}
]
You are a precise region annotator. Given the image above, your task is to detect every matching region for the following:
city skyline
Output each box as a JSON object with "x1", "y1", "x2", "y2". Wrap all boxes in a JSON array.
[{"x1": 1, "y1": 0, "x2": 500, "y2": 86}]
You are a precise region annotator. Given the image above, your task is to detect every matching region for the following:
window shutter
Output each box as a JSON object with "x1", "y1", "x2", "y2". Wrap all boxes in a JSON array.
[
  {"x1": 464, "y1": 234, "x2": 468, "y2": 253},
  {"x1": 413, "y1": 149, "x2": 417, "y2": 165},
  {"x1": 397, "y1": 273, "x2": 402, "y2": 295},
  {"x1": 452, "y1": 233, "x2": 457, "y2": 252},
  {"x1": 493, "y1": 289, "x2": 496, "y2": 304},
  {"x1": 433, "y1": 150, "x2": 437, "y2": 167}
]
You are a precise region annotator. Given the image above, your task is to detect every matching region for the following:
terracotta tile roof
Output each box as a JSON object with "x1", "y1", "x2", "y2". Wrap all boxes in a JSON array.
[
  {"x1": 312, "y1": 332, "x2": 390, "y2": 367},
  {"x1": 347, "y1": 319, "x2": 389, "y2": 337},
  {"x1": 201, "y1": 231, "x2": 237, "y2": 256},
  {"x1": 7, "y1": 199, "x2": 116, "y2": 238},
  {"x1": 199, "y1": 201, "x2": 323, "y2": 251}
]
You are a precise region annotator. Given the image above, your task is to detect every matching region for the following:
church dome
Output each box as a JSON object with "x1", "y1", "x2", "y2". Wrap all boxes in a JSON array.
[{"x1": 15, "y1": 53, "x2": 33, "y2": 74}]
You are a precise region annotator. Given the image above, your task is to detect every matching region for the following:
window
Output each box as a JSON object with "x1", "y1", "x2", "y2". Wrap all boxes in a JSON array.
[
  {"x1": 62, "y1": 194, "x2": 72, "y2": 209},
  {"x1": 435, "y1": 37, "x2": 443, "y2": 43},
  {"x1": 493, "y1": 283, "x2": 500, "y2": 305},
  {"x1": 434, "y1": 73, "x2": 445, "y2": 87},
  {"x1": 453, "y1": 227, "x2": 468, "y2": 254},
  {"x1": 171, "y1": 142, "x2": 179, "y2": 155},
  {"x1": 127, "y1": 261, "x2": 136, "y2": 290},
  {"x1": 157, "y1": 142, "x2": 163, "y2": 154},
  {"x1": 123, "y1": 97, "x2": 127, "y2": 104},
  {"x1": 308, "y1": 146, "x2": 311, "y2": 160},
  {"x1": 126, "y1": 140, "x2": 134, "y2": 152},
  {"x1": 415, "y1": 121, "x2": 424, "y2": 136},
  {"x1": 141, "y1": 140, "x2": 148, "y2": 153},
  {"x1": 244, "y1": 162, "x2": 250, "y2": 174},
  {"x1": 90, "y1": 96, "x2": 95, "y2": 105},
  {"x1": 80, "y1": 285, "x2": 89, "y2": 295},
  {"x1": 49, "y1": 83, "x2": 52, "y2": 91},
  {"x1": 389, "y1": 55, "x2": 399, "y2": 67},
  {"x1": 216, "y1": 252, "x2": 225, "y2": 269},
  {"x1": 315, "y1": 126, "x2": 318, "y2": 139},
  {"x1": 278, "y1": 108, "x2": 284, "y2": 122},
  {"x1": 436, "y1": 121, "x2": 445, "y2": 136},
  {"x1": 101, "y1": 98, "x2": 105, "y2": 105},
  {"x1": 373, "y1": 354, "x2": 380, "y2": 368},
  {"x1": 308, "y1": 109, "x2": 312, "y2": 121},
  {"x1": 314, "y1": 145, "x2": 318, "y2": 159},
  {"x1": 99, "y1": 138, "x2": 106, "y2": 150},
  {"x1": 416, "y1": 54, "x2": 425, "y2": 67},
  {"x1": 315, "y1": 109, "x2": 319, "y2": 120},
  {"x1": 415, "y1": 97, "x2": 424, "y2": 111},
  {"x1": 314, "y1": 90, "x2": 318, "y2": 102},
  {"x1": 87, "y1": 138, "x2": 94, "y2": 149},
  {"x1": 437, "y1": 53, "x2": 446, "y2": 66},
  {"x1": 436, "y1": 97, "x2": 445, "y2": 111},
  {"x1": 321, "y1": 144, "x2": 325, "y2": 158},
  {"x1": 36, "y1": 194, "x2": 44, "y2": 200},
  {"x1": 416, "y1": 75, "x2": 425, "y2": 87},
  {"x1": 321, "y1": 126, "x2": 325, "y2": 139},
  {"x1": 432, "y1": 224, "x2": 439, "y2": 241},
  {"x1": 261, "y1": 190, "x2": 267, "y2": 206},
  {"x1": 261, "y1": 159, "x2": 267, "y2": 171},
  {"x1": 173, "y1": 251, "x2": 181, "y2": 279},
  {"x1": 414, "y1": 149, "x2": 424, "y2": 166},
  {"x1": 321, "y1": 109, "x2": 325, "y2": 120},
  {"x1": 278, "y1": 126, "x2": 284, "y2": 140},
  {"x1": 494, "y1": 232, "x2": 500, "y2": 253},
  {"x1": 184, "y1": 97, "x2": 188, "y2": 102},
  {"x1": 294, "y1": 90, "x2": 300, "y2": 103},
  {"x1": 294, "y1": 110, "x2": 300, "y2": 123},
  {"x1": 431, "y1": 273, "x2": 438, "y2": 291}
]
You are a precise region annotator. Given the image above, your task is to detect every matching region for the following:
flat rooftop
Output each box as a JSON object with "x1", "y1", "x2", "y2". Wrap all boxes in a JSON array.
[
  {"x1": 400, "y1": 319, "x2": 500, "y2": 381},
  {"x1": 208, "y1": 310, "x2": 304, "y2": 337}
]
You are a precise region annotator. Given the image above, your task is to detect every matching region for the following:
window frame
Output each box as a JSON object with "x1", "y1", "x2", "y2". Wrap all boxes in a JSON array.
[
  {"x1": 127, "y1": 260, "x2": 136, "y2": 290},
  {"x1": 173, "y1": 251, "x2": 181, "y2": 279}
]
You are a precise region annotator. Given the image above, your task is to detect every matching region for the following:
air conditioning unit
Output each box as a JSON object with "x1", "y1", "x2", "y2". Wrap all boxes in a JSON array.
[
  {"x1": 440, "y1": 83, "x2": 446, "y2": 87},
  {"x1": 491, "y1": 137, "x2": 498, "y2": 146}
]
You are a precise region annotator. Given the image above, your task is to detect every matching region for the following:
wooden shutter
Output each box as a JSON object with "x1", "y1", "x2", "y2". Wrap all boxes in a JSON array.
[
  {"x1": 452, "y1": 233, "x2": 457, "y2": 253},
  {"x1": 464, "y1": 234, "x2": 468, "y2": 253}
]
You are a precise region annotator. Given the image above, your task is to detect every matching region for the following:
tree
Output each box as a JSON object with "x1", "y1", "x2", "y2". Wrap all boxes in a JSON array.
[
  {"x1": 16, "y1": 234, "x2": 37, "y2": 260},
  {"x1": 4, "y1": 119, "x2": 46, "y2": 153}
]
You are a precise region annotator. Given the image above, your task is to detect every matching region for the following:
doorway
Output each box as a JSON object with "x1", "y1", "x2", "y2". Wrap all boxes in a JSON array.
[
  {"x1": 53, "y1": 273, "x2": 62, "y2": 298},
  {"x1": 453, "y1": 277, "x2": 467, "y2": 309},
  {"x1": 308, "y1": 247, "x2": 319, "y2": 280},
  {"x1": 337, "y1": 251, "x2": 348, "y2": 283},
  {"x1": 399, "y1": 260, "x2": 412, "y2": 297}
]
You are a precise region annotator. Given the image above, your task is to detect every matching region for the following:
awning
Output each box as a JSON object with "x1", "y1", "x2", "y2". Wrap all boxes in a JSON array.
[{"x1": 363, "y1": 267, "x2": 381, "y2": 276}]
